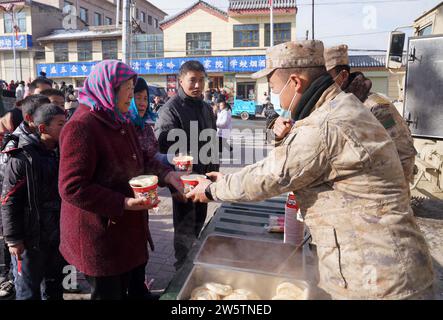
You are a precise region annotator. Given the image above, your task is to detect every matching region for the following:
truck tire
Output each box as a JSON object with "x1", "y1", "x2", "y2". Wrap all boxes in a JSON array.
[{"x1": 240, "y1": 112, "x2": 249, "y2": 121}]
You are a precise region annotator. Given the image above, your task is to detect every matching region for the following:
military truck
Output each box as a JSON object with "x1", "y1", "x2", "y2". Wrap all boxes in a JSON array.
[
  {"x1": 387, "y1": 30, "x2": 443, "y2": 198},
  {"x1": 386, "y1": 3, "x2": 443, "y2": 299}
]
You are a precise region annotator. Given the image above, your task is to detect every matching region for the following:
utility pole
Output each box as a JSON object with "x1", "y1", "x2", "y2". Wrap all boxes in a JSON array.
[
  {"x1": 19, "y1": 51, "x2": 23, "y2": 81},
  {"x1": 11, "y1": 7, "x2": 18, "y2": 81},
  {"x1": 116, "y1": 0, "x2": 120, "y2": 28},
  {"x1": 122, "y1": 0, "x2": 130, "y2": 63},
  {"x1": 312, "y1": 0, "x2": 315, "y2": 40},
  {"x1": 270, "y1": 0, "x2": 274, "y2": 47},
  {"x1": 1, "y1": 4, "x2": 19, "y2": 81}
]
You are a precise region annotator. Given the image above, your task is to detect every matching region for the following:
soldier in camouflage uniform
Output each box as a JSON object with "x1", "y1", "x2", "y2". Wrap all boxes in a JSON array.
[
  {"x1": 324, "y1": 45, "x2": 417, "y2": 185},
  {"x1": 186, "y1": 40, "x2": 435, "y2": 300}
]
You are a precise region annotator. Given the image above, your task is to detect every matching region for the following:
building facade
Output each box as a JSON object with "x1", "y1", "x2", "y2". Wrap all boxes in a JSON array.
[
  {"x1": 413, "y1": 1, "x2": 443, "y2": 36},
  {"x1": 0, "y1": 0, "x2": 86, "y2": 81},
  {"x1": 35, "y1": 0, "x2": 166, "y2": 87},
  {"x1": 36, "y1": 0, "x2": 117, "y2": 27},
  {"x1": 33, "y1": 0, "x2": 404, "y2": 103},
  {"x1": 35, "y1": 0, "x2": 297, "y2": 100},
  {"x1": 34, "y1": 0, "x2": 165, "y2": 34},
  {"x1": 0, "y1": 0, "x2": 165, "y2": 83},
  {"x1": 159, "y1": 0, "x2": 297, "y2": 101},
  {"x1": 37, "y1": 26, "x2": 123, "y2": 87}
]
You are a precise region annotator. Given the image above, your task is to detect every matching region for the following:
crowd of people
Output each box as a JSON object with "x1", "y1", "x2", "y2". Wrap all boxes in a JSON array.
[
  {"x1": 1, "y1": 77, "x2": 75, "y2": 103},
  {"x1": 0, "y1": 65, "x2": 178, "y2": 300},
  {"x1": 0, "y1": 38, "x2": 436, "y2": 301},
  {"x1": 204, "y1": 88, "x2": 230, "y2": 105}
]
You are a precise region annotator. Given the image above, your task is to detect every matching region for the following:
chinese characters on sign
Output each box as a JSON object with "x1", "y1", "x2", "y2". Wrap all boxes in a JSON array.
[
  {"x1": 36, "y1": 55, "x2": 266, "y2": 78},
  {"x1": 0, "y1": 35, "x2": 32, "y2": 50},
  {"x1": 38, "y1": 62, "x2": 97, "y2": 78}
]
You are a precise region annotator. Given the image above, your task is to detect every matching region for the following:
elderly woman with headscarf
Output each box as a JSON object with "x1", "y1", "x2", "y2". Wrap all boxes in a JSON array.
[
  {"x1": 130, "y1": 78, "x2": 170, "y2": 166},
  {"x1": 129, "y1": 78, "x2": 161, "y2": 159},
  {"x1": 58, "y1": 61, "x2": 183, "y2": 300}
]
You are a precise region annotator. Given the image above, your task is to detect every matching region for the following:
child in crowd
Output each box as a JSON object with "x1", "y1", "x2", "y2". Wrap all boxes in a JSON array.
[{"x1": 1, "y1": 104, "x2": 67, "y2": 300}]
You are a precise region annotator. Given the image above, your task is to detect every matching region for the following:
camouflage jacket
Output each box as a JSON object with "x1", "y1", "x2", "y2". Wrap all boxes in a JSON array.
[
  {"x1": 365, "y1": 93, "x2": 417, "y2": 184},
  {"x1": 210, "y1": 85, "x2": 434, "y2": 299}
]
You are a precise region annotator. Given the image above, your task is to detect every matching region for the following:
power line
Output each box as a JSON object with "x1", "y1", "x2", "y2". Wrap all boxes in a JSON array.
[
  {"x1": 321, "y1": 30, "x2": 391, "y2": 39},
  {"x1": 16, "y1": 46, "x2": 391, "y2": 54},
  {"x1": 296, "y1": 0, "x2": 419, "y2": 5},
  {"x1": 157, "y1": 0, "x2": 419, "y2": 11}
]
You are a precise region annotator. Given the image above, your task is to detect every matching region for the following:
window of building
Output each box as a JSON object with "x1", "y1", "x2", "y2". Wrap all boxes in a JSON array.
[
  {"x1": 236, "y1": 82, "x2": 256, "y2": 100},
  {"x1": 155, "y1": 18, "x2": 159, "y2": 28},
  {"x1": 233, "y1": 24, "x2": 259, "y2": 47},
  {"x1": 418, "y1": 24, "x2": 433, "y2": 36},
  {"x1": 54, "y1": 42, "x2": 69, "y2": 62},
  {"x1": 79, "y1": 7, "x2": 88, "y2": 24},
  {"x1": 75, "y1": 79, "x2": 85, "y2": 88},
  {"x1": 35, "y1": 50, "x2": 46, "y2": 60},
  {"x1": 131, "y1": 34, "x2": 163, "y2": 59},
  {"x1": 265, "y1": 23, "x2": 291, "y2": 46},
  {"x1": 64, "y1": 1, "x2": 73, "y2": 7},
  {"x1": 105, "y1": 17, "x2": 113, "y2": 25},
  {"x1": 141, "y1": 11, "x2": 146, "y2": 23},
  {"x1": 186, "y1": 32, "x2": 211, "y2": 56},
  {"x1": 94, "y1": 12, "x2": 102, "y2": 26},
  {"x1": 148, "y1": 15, "x2": 152, "y2": 25},
  {"x1": 4, "y1": 10, "x2": 27, "y2": 33},
  {"x1": 209, "y1": 76, "x2": 224, "y2": 90},
  {"x1": 77, "y1": 41, "x2": 92, "y2": 61},
  {"x1": 102, "y1": 39, "x2": 118, "y2": 60}
]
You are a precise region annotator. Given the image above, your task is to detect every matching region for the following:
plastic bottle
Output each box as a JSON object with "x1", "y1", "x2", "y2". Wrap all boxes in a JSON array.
[{"x1": 284, "y1": 192, "x2": 305, "y2": 246}]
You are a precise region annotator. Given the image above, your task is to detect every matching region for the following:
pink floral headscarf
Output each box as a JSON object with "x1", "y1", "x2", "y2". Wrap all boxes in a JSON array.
[{"x1": 78, "y1": 60, "x2": 137, "y2": 123}]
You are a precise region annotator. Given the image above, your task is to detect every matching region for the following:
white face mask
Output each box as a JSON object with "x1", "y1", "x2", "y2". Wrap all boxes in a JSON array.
[{"x1": 270, "y1": 78, "x2": 298, "y2": 119}]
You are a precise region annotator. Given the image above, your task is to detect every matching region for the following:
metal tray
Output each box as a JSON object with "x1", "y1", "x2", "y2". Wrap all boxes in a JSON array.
[
  {"x1": 177, "y1": 264, "x2": 311, "y2": 300},
  {"x1": 194, "y1": 234, "x2": 309, "y2": 278}
]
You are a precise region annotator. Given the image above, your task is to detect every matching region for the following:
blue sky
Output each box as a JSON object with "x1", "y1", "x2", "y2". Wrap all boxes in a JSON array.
[{"x1": 150, "y1": 0, "x2": 442, "y2": 52}]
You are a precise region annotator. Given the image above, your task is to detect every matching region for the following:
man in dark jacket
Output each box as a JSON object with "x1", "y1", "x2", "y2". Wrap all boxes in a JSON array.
[
  {"x1": 59, "y1": 82, "x2": 67, "y2": 97},
  {"x1": 1, "y1": 103, "x2": 66, "y2": 300},
  {"x1": 155, "y1": 61, "x2": 219, "y2": 270}
]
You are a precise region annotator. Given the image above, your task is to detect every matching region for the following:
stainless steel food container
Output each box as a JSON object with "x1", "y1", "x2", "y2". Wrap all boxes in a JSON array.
[
  {"x1": 193, "y1": 233, "x2": 314, "y2": 278},
  {"x1": 177, "y1": 264, "x2": 311, "y2": 300}
]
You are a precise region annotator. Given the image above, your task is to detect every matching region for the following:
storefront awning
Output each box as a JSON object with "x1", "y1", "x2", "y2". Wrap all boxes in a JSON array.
[{"x1": 36, "y1": 55, "x2": 267, "y2": 78}]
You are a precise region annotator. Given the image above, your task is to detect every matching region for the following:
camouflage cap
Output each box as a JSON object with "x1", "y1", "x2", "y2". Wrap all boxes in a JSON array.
[
  {"x1": 251, "y1": 40, "x2": 325, "y2": 79},
  {"x1": 324, "y1": 44, "x2": 349, "y2": 71}
]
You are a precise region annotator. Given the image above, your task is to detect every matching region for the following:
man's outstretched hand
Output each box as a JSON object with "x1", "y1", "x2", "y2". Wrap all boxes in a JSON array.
[{"x1": 185, "y1": 177, "x2": 213, "y2": 203}]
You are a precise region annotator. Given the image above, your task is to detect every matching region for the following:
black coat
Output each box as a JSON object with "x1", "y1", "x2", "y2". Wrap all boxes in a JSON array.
[
  {"x1": 1, "y1": 132, "x2": 61, "y2": 249},
  {"x1": 0, "y1": 122, "x2": 30, "y2": 236},
  {"x1": 0, "y1": 122, "x2": 29, "y2": 193},
  {"x1": 154, "y1": 87, "x2": 219, "y2": 175}
]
